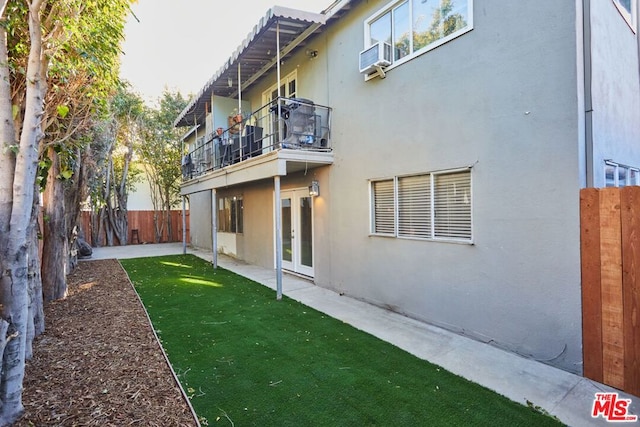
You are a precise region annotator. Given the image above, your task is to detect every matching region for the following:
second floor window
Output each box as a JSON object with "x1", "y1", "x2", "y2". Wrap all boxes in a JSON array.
[{"x1": 366, "y1": 0, "x2": 472, "y2": 64}]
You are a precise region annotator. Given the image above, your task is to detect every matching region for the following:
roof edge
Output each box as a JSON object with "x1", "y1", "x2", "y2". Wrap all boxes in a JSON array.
[{"x1": 174, "y1": 6, "x2": 328, "y2": 128}]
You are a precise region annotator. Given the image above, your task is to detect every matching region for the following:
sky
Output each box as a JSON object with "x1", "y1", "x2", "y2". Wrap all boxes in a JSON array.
[{"x1": 120, "y1": 0, "x2": 332, "y2": 105}]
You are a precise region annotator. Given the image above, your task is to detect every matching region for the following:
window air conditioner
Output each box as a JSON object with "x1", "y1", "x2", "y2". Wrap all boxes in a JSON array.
[{"x1": 359, "y1": 41, "x2": 392, "y2": 75}]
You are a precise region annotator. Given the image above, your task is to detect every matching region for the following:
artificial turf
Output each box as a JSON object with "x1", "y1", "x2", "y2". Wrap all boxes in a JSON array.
[{"x1": 121, "y1": 254, "x2": 563, "y2": 426}]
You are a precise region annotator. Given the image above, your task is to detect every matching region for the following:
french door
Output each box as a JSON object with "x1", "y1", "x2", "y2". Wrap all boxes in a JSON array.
[
  {"x1": 262, "y1": 71, "x2": 297, "y2": 147},
  {"x1": 280, "y1": 189, "x2": 314, "y2": 277}
]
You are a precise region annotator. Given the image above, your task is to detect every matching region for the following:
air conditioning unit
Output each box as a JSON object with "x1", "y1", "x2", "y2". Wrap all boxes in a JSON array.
[{"x1": 359, "y1": 41, "x2": 392, "y2": 75}]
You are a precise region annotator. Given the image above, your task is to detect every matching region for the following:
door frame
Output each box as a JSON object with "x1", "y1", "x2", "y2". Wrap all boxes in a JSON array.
[{"x1": 276, "y1": 187, "x2": 314, "y2": 277}]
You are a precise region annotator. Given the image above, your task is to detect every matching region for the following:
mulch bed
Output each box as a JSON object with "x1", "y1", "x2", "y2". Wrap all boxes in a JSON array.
[{"x1": 15, "y1": 259, "x2": 199, "y2": 426}]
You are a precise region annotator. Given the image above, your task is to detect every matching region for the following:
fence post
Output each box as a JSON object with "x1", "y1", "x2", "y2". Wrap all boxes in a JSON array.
[{"x1": 621, "y1": 186, "x2": 640, "y2": 396}]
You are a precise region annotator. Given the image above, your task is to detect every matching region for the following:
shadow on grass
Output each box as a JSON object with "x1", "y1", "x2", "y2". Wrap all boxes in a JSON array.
[{"x1": 121, "y1": 254, "x2": 563, "y2": 427}]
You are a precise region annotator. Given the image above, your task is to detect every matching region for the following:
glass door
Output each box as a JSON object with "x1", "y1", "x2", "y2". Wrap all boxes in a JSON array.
[
  {"x1": 262, "y1": 71, "x2": 297, "y2": 148},
  {"x1": 280, "y1": 188, "x2": 314, "y2": 277}
]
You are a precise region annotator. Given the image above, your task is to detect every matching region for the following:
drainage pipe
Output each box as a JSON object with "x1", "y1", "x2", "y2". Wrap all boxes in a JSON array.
[{"x1": 582, "y1": 0, "x2": 594, "y2": 188}]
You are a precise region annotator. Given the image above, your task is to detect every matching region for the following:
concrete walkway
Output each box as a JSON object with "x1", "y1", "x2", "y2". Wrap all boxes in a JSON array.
[{"x1": 90, "y1": 243, "x2": 639, "y2": 427}]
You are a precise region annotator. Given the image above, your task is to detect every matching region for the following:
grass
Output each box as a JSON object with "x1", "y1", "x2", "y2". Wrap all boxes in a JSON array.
[{"x1": 121, "y1": 254, "x2": 563, "y2": 427}]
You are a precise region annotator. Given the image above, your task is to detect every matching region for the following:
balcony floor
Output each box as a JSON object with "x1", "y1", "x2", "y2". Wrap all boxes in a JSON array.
[{"x1": 180, "y1": 148, "x2": 333, "y2": 195}]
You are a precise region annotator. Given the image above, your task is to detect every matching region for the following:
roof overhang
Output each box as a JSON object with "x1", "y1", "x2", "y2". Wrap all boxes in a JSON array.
[{"x1": 174, "y1": 6, "x2": 327, "y2": 128}]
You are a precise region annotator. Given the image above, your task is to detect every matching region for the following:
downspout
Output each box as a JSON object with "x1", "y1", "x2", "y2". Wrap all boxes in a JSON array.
[
  {"x1": 583, "y1": 0, "x2": 594, "y2": 188},
  {"x1": 637, "y1": 1, "x2": 640, "y2": 92}
]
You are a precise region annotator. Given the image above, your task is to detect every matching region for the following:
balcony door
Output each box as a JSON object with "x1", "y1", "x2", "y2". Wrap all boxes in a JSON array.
[
  {"x1": 280, "y1": 188, "x2": 314, "y2": 277},
  {"x1": 262, "y1": 71, "x2": 297, "y2": 147}
]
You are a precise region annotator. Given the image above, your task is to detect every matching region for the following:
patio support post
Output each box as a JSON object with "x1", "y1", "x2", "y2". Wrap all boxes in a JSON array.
[
  {"x1": 212, "y1": 188, "x2": 218, "y2": 269},
  {"x1": 276, "y1": 20, "x2": 283, "y2": 143},
  {"x1": 182, "y1": 195, "x2": 187, "y2": 255},
  {"x1": 274, "y1": 175, "x2": 283, "y2": 300},
  {"x1": 238, "y1": 62, "x2": 243, "y2": 159}
]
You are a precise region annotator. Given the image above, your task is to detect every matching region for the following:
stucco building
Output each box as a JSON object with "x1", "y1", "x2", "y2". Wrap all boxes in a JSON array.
[{"x1": 175, "y1": 0, "x2": 640, "y2": 375}]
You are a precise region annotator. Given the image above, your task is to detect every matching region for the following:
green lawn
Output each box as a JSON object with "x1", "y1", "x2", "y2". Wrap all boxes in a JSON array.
[{"x1": 121, "y1": 255, "x2": 563, "y2": 427}]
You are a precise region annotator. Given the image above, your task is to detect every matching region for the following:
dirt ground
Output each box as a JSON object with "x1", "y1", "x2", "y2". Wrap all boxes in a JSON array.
[{"x1": 15, "y1": 259, "x2": 198, "y2": 426}]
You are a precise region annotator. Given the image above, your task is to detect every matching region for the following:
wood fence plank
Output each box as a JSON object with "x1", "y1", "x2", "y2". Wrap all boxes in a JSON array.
[
  {"x1": 581, "y1": 188, "x2": 604, "y2": 382},
  {"x1": 79, "y1": 210, "x2": 188, "y2": 247},
  {"x1": 600, "y1": 188, "x2": 625, "y2": 389},
  {"x1": 621, "y1": 186, "x2": 640, "y2": 396}
]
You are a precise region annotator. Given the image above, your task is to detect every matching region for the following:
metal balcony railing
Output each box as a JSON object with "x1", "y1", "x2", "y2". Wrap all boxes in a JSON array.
[{"x1": 181, "y1": 97, "x2": 332, "y2": 180}]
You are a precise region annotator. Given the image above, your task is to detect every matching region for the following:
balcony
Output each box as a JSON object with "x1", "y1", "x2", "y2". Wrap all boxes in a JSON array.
[{"x1": 182, "y1": 97, "x2": 332, "y2": 181}]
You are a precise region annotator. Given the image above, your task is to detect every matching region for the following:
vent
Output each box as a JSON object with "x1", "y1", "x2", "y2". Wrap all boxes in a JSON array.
[{"x1": 359, "y1": 41, "x2": 392, "y2": 74}]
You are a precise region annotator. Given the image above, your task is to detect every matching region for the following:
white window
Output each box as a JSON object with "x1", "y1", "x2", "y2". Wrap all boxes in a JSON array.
[
  {"x1": 613, "y1": 0, "x2": 637, "y2": 30},
  {"x1": 371, "y1": 169, "x2": 472, "y2": 242},
  {"x1": 605, "y1": 161, "x2": 640, "y2": 187},
  {"x1": 365, "y1": 0, "x2": 472, "y2": 67}
]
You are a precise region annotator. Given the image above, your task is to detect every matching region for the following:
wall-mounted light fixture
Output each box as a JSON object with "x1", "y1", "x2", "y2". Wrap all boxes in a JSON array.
[
  {"x1": 227, "y1": 77, "x2": 233, "y2": 87},
  {"x1": 309, "y1": 180, "x2": 320, "y2": 197},
  {"x1": 305, "y1": 49, "x2": 319, "y2": 59}
]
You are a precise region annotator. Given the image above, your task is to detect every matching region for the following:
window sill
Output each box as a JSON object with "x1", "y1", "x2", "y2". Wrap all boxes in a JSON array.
[
  {"x1": 369, "y1": 233, "x2": 474, "y2": 245},
  {"x1": 364, "y1": 26, "x2": 474, "y2": 81}
]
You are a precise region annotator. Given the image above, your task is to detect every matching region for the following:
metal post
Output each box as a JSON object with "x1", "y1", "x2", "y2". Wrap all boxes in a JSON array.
[
  {"x1": 238, "y1": 62, "x2": 243, "y2": 159},
  {"x1": 182, "y1": 196, "x2": 187, "y2": 255},
  {"x1": 211, "y1": 189, "x2": 218, "y2": 269},
  {"x1": 276, "y1": 21, "x2": 283, "y2": 144},
  {"x1": 274, "y1": 176, "x2": 283, "y2": 300}
]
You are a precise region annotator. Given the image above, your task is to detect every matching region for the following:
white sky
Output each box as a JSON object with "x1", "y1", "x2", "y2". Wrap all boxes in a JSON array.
[{"x1": 120, "y1": 0, "x2": 331, "y2": 105}]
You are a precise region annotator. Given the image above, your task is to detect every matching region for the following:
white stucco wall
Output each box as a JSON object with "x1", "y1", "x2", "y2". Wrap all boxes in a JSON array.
[
  {"x1": 127, "y1": 178, "x2": 154, "y2": 211},
  {"x1": 589, "y1": 0, "x2": 640, "y2": 186}
]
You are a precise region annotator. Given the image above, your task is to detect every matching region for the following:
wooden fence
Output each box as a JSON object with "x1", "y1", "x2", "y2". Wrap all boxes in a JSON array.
[
  {"x1": 80, "y1": 210, "x2": 190, "y2": 247},
  {"x1": 581, "y1": 187, "x2": 640, "y2": 396}
]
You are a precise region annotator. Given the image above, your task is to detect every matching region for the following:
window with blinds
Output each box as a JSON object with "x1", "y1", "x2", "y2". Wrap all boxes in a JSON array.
[
  {"x1": 433, "y1": 171, "x2": 471, "y2": 240},
  {"x1": 372, "y1": 179, "x2": 395, "y2": 235},
  {"x1": 398, "y1": 175, "x2": 431, "y2": 238},
  {"x1": 371, "y1": 169, "x2": 472, "y2": 242}
]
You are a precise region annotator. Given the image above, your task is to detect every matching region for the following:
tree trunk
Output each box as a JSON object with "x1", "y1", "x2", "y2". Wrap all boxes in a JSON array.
[
  {"x1": 90, "y1": 209, "x2": 100, "y2": 246},
  {"x1": 26, "y1": 187, "x2": 45, "y2": 360},
  {"x1": 0, "y1": 1, "x2": 46, "y2": 423},
  {"x1": 42, "y1": 147, "x2": 69, "y2": 301}
]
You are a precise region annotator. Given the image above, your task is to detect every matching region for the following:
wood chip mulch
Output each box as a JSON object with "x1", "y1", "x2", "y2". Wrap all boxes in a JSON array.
[{"x1": 15, "y1": 259, "x2": 199, "y2": 427}]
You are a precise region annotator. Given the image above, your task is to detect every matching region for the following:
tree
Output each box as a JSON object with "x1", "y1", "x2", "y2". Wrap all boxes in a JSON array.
[
  {"x1": 38, "y1": 0, "x2": 132, "y2": 301},
  {"x1": 88, "y1": 84, "x2": 144, "y2": 247},
  {"x1": 138, "y1": 90, "x2": 188, "y2": 243},
  {"x1": 0, "y1": 0, "x2": 132, "y2": 422},
  {"x1": 0, "y1": 1, "x2": 49, "y2": 422}
]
